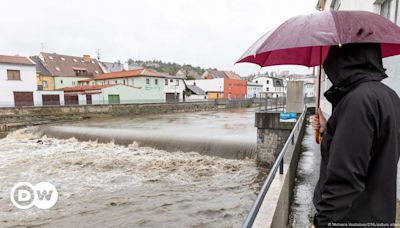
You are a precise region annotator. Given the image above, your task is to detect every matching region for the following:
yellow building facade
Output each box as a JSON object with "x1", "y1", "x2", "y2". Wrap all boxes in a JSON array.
[
  {"x1": 207, "y1": 92, "x2": 224, "y2": 100},
  {"x1": 36, "y1": 73, "x2": 55, "y2": 91}
]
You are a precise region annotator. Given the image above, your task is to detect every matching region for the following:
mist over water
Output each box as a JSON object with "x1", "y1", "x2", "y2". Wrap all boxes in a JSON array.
[{"x1": 0, "y1": 126, "x2": 264, "y2": 227}]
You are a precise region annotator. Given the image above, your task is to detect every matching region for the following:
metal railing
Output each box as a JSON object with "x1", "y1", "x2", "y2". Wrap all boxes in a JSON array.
[{"x1": 242, "y1": 107, "x2": 307, "y2": 228}]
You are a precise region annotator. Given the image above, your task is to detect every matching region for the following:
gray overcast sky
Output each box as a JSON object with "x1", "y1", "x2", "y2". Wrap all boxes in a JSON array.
[{"x1": 0, "y1": 0, "x2": 318, "y2": 76}]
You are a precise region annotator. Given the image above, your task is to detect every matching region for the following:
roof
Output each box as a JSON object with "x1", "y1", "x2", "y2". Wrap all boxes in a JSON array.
[
  {"x1": 178, "y1": 69, "x2": 201, "y2": 79},
  {"x1": 30, "y1": 56, "x2": 52, "y2": 76},
  {"x1": 92, "y1": 68, "x2": 183, "y2": 80},
  {"x1": 247, "y1": 82, "x2": 263, "y2": 87},
  {"x1": 0, "y1": 55, "x2": 35, "y2": 66},
  {"x1": 39, "y1": 52, "x2": 104, "y2": 77},
  {"x1": 187, "y1": 85, "x2": 206, "y2": 95},
  {"x1": 60, "y1": 85, "x2": 115, "y2": 92},
  {"x1": 223, "y1": 71, "x2": 241, "y2": 80},
  {"x1": 101, "y1": 61, "x2": 124, "y2": 72},
  {"x1": 208, "y1": 70, "x2": 228, "y2": 79}
]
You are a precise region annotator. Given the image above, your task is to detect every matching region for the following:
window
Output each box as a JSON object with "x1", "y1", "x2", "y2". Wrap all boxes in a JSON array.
[
  {"x1": 74, "y1": 69, "x2": 88, "y2": 76},
  {"x1": 131, "y1": 79, "x2": 135, "y2": 86},
  {"x1": 108, "y1": 95, "x2": 120, "y2": 104},
  {"x1": 170, "y1": 79, "x2": 173, "y2": 82},
  {"x1": 155, "y1": 79, "x2": 158, "y2": 85},
  {"x1": 7, "y1": 70, "x2": 21, "y2": 80},
  {"x1": 165, "y1": 79, "x2": 168, "y2": 85},
  {"x1": 266, "y1": 87, "x2": 269, "y2": 91},
  {"x1": 176, "y1": 79, "x2": 179, "y2": 86},
  {"x1": 146, "y1": 78, "x2": 150, "y2": 85},
  {"x1": 266, "y1": 80, "x2": 269, "y2": 84},
  {"x1": 72, "y1": 81, "x2": 76, "y2": 86},
  {"x1": 42, "y1": 80, "x2": 48, "y2": 88},
  {"x1": 228, "y1": 83, "x2": 232, "y2": 89},
  {"x1": 123, "y1": 80, "x2": 126, "y2": 85},
  {"x1": 60, "y1": 80, "x2": 63, "y2": 84},
  {"x1": 115, "y1": 80, "x2": 118, "y2": 84}
]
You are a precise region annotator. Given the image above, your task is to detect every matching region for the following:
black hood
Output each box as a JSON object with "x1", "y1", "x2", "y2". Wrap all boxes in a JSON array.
[{"x1": 323, "y1": 43, "x2": 388, "y2": 108}]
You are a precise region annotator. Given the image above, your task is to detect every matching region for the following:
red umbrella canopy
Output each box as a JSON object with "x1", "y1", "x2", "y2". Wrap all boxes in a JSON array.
[{"x1": 237, "y1": 10, "x2": 400, "y2": 67}]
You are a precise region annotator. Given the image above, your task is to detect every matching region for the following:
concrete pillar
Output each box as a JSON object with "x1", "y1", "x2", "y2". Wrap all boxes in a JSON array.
[
  {"x1": 286, "y1": 81, "x2": 304, "y2": 113},
  {"x1": 255, "y1": 112, "x2": 296, "y2": 167}
]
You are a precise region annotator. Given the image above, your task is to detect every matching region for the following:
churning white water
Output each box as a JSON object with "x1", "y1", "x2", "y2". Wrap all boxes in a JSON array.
[{"x1": 0, "y1": 127, "x2": 264, "y2": 228}]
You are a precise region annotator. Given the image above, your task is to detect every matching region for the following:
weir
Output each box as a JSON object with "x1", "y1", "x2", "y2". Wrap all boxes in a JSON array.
[
  {"x1": 40, "y1": 126, "x2": 257, "y2": 159},
  {"x1": 38, "y1": 108, "x2": 259, "y2": 160}
]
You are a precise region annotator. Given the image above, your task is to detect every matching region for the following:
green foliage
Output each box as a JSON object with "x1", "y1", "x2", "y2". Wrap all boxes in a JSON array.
[
  {"x1": 127, "y1": 59, "x2": 206, "y2": 76},
  {"x1": 184, "y1": 90, "x2": 192, "y2": 97}
]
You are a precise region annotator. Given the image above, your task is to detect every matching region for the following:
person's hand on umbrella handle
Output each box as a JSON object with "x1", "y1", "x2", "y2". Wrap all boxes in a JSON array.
[{"x1": 312, "y1": 108, "x2": 327, "y2": 143}]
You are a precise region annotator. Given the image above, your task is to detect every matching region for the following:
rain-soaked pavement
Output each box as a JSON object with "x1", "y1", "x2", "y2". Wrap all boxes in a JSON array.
[
  {"x1": 0, "y1": 108, "x2": 266, "y2": 228},
  {"x1": 289, "y1": 123, "x2": 320, "y2": 227}
]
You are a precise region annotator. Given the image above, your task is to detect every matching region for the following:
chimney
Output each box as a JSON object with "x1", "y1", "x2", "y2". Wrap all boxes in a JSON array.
[{"x1": 83, "y1": 54, "x2": 91, "y2": 63}]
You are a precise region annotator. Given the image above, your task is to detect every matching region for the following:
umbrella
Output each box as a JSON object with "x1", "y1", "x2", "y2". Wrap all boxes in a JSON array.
[{"x1": 237, "y1": 10, "x2": 400, "y2": 143}]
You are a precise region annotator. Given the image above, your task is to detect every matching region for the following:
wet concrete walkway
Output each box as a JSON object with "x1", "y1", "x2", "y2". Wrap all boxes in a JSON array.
[{"x1": 288, "y1": 124, "x2": 320, "y2": 227}]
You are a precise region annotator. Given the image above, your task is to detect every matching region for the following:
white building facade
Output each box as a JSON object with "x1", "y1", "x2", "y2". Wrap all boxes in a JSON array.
[
  {"x1": 78, "y1": 69, "x2": 186, "y2": 102},
  {"x1": 252, "y1": 76, "x2": 286, "y2": 98},
  {"x1": 185, "y1": 78, "x2": 225, "y2": 93},
  {"x1": 304, "y1": 83, "x2": 316, "y2": 98},
  {"x1": 247, "y1": 82, "x2": 263, "y2": 98},
  {"x1": 0, "y1": 55, "x2": 37, "y2": 107}
]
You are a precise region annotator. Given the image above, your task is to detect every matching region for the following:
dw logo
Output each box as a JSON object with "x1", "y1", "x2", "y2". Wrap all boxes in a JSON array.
[{"x1": 10, "y1": 182, "x2": 58, "y2": 209}]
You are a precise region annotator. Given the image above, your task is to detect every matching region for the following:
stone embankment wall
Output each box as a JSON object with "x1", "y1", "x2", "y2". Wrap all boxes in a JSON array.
[{"x1": 0, "y1": 102, "x2": 222, "y2": 137}]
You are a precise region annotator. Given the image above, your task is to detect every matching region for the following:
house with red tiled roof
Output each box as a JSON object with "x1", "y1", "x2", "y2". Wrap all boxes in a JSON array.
[
  {"x1": 62, "y1": 68, "x2": 187, "y2": 104},
  {"x1": 31, "y1": 52, "x2": 105, "y2": 90}
]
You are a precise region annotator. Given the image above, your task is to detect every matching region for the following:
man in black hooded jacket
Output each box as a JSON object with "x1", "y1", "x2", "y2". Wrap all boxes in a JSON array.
[{"x1": 312, "y1": 43, "x2": 400, "y2": 227}]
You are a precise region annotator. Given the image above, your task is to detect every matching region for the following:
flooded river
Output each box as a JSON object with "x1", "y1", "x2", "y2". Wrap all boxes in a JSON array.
[
  {"x1": 40, "y1": 108, "x2": 258, "y2": 159},
  {"x1": 0, "y1": 108, "x2": 265, "y2": 228}
]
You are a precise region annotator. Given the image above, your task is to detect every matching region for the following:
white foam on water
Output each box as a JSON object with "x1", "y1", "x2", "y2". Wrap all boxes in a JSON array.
[{"x1": 0, "y1": 127, "x2": 262, "y2": 228}]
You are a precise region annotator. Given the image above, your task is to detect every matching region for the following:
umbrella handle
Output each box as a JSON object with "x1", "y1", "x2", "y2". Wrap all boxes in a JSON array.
[{"x1": 315, "y1": 113, "x2": 321, "y2": 144}]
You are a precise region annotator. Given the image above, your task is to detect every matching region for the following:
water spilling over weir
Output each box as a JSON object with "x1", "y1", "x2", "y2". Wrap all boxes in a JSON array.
[
  {"x1": 39, "y1": 109, "x2": 258, "y2": 159},
  {"x1": 0, "y1": 108, "x2": 265, "y2": 227}
]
